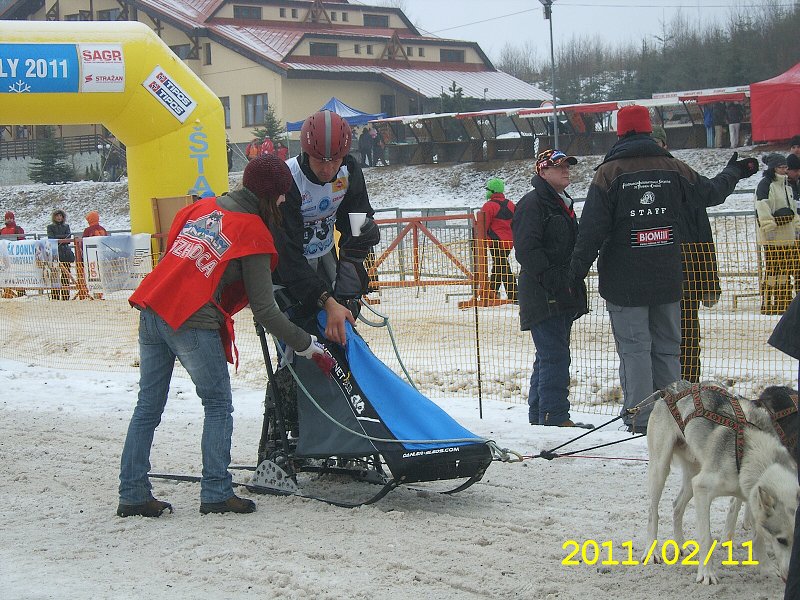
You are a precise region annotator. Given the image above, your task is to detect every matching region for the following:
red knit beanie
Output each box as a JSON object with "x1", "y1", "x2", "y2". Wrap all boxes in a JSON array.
[
  {"x1": 4, "y1": 211, "x2": 14, "y2": 223},
  {"x1": 617, "y1": 105, "x2": 652, "y2": 136},
  {"x1": 242, "y1": 154, "x2": 293, "y2": 200}
]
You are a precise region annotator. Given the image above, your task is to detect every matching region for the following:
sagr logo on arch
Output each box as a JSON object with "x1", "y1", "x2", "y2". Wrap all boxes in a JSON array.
[{"x1": 81, "y1": 48, "x2": 123, "y2": 63}]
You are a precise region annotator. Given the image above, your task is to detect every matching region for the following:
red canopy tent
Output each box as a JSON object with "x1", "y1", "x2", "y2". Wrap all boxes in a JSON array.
[{"x1": 750, "y1": 62, "x2": 800, "y2": 143}]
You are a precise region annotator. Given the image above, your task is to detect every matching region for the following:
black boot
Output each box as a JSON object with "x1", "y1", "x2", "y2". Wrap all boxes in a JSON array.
[
  {"x1": 117, "y1": 497, "x2": 173, "y2": 518},
  {"x1": 200, "y1": 494, "x2": 256, "y2": 515}
]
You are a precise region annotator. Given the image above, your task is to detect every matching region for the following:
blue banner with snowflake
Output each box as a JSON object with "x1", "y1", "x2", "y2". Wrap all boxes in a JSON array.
[{"x1": 0, "y1": 44, "x2": 79, "y2": 93}]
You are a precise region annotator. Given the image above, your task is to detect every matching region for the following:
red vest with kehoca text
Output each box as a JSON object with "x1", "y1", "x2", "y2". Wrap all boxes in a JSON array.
[{"x1": 129, "y1": 197, "x2": 277, "y2": 362}]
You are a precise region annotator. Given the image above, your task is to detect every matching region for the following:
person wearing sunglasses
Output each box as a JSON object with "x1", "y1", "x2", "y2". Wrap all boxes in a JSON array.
[{"x1": 513, "y1": 149, "x2": 591, "y2": 428}]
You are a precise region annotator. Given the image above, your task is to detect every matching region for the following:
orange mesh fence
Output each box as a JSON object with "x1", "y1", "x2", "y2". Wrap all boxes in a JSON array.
[{"x1": 1, "y1": 212, "x2": 797, "y2": 416}]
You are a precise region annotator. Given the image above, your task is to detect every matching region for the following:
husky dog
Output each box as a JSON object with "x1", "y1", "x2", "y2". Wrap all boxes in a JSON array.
[
  {"x1": 724, "y1": 385, "x2": 798, "y2": 540},
  {"x1": 646, "y1": 380, "x2": 799, "y2": 584}
]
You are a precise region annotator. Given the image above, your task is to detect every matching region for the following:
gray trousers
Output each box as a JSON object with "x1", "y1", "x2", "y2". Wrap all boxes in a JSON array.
[{"x1": 607, "y1": 301, "x2": 681, "y2": 427}]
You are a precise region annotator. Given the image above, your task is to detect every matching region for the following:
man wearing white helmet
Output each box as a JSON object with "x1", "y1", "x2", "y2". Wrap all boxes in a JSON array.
[{"x1": 272, "y1": 110, "x2": 379, "y2": 344}]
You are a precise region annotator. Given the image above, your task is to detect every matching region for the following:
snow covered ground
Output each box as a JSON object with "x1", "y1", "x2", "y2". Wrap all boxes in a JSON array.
[
  {"x1": 0, "y1": 357, "x2": 790, "y2": 600},
  {"x1": 0, "y1": 145, "x2": 793, "y2": 599}
]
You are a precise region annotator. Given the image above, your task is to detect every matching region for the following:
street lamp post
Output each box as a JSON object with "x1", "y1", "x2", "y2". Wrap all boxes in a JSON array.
[
  {"x1": 97, "y1": 143, "x2": 111, "y2": 180},
  {"x1": 539, "y1": 0, "x2": 558, "y2": 149}
]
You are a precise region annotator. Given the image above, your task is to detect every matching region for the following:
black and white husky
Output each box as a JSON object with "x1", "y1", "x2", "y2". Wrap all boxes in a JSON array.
[
  {"x1": 724, "y1": 385, "x2": 798, "y2": 543},
  {"x1": 645, "y1": 381, "x2": 799, "y2": 584}
]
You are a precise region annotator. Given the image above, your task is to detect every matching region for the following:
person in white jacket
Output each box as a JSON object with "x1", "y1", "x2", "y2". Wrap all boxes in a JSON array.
[{"x1": 755, "y1": 153, "x2": 799, "y2": 314}]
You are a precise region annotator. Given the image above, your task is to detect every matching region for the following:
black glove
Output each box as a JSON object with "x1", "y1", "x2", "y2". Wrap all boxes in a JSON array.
[
  {"x1": 356, "y1": 217, "x2": 381, "y2": 247},
  {"x1": 334, "y1": 253, "x2": 370, "y2": 300},
  {"x1": 726, "y1": 151, "x2": 759, "y2": 179},
  {"x1": 340, "y1": 217, "x2": 380, "y2": 258}
]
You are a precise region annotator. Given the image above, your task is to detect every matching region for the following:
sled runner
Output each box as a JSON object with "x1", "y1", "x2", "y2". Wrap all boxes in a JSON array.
[{"x1": 251, "y1": 310, "x2": 495, "y2": 506}]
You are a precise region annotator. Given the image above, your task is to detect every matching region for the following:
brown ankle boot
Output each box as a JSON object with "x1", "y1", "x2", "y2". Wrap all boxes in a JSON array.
[
  {"x1": 117, "y1": 497, "x2": 173, "y2": 518},
  {"x1": 200, "y1": 494, "x2": 256, "y2": 515}
]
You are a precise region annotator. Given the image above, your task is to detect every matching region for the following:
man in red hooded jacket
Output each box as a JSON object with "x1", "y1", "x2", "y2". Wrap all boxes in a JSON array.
[
  {"x1": 480, "y1": 178, "x2": 517, "y2": 302},
  {"x1": 82, "y1": 211, "x2": 108, "y2": 238}
]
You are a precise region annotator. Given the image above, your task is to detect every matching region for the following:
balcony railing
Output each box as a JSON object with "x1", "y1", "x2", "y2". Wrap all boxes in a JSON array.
[{"x1": 0, "y1": 134, "x2": 120, "y2": 161}]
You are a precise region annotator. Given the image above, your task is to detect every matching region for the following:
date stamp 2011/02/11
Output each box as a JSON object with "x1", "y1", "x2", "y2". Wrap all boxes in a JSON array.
[{"x1": 562, "y1": 539, "x2": 759, "y2": 566}]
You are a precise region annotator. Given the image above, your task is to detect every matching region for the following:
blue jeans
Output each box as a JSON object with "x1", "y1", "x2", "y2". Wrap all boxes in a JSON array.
[
  {"x1": 705, "y1": 126, "x2": 714, "y2": 148},
  {"x1": 528, "y1": 313, "x2": 573, "y2": 425},
  {"x1": 119, "y1": 310, "x2": 234, "y2": 504}
]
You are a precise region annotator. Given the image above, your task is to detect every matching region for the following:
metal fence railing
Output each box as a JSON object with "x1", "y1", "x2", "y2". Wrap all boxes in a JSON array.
[{"x1": 1, "y1": 210, "x2": 796, "y2": 419}]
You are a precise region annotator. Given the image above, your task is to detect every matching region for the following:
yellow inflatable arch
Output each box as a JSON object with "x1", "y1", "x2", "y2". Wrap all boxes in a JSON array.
[{"x1": 0, "y1": 21, "x2": 227, "y2": 234}]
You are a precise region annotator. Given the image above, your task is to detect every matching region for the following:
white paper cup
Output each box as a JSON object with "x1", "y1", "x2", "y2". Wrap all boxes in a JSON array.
[{"x1": 349, "y1": 212, "x2": 367, "y2": 236}]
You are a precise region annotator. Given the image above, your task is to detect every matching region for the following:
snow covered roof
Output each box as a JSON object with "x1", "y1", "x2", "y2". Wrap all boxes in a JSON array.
[
  {"x1": 518, "y1": 101, "x2": 620, "y2": 117},
  {"x1": 134, "y1": 0, "x2": 225, "y2": 29},
  {"x1": 213, "y1": 24, "x2": 302, "y2": 62},
  {"x1": 284, "y1": 63, "x2": 550, "y2": 101},
  {"x1": 113, "y1": 0, "x2": 500, "y2": 79}
]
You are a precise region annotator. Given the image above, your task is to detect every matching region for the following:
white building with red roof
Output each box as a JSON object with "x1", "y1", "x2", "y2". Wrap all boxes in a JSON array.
[{"x1": 1, "y1": 0, "x2": 549, "y2": 145}]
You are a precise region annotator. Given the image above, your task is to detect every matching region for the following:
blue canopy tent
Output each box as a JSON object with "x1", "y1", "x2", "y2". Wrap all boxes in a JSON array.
[{"x1": 287, "y1": 97, "x2": 387, "y2": 131}]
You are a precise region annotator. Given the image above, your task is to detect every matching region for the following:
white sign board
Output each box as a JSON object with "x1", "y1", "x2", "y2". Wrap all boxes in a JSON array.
[{"x1": 142, "y1": 65, "x2": 197, "y2": 123}]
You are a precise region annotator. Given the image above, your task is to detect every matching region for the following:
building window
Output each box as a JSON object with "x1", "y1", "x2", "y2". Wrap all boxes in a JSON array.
[
  {"x1": 354, "y1": 44, "x2": 361, "y2": 55},
  {"x1": 310, "y1": 42, "x2": 338, "y2": 57},
  {"x1": 220, "y1": 96, "x2": 230, "y2": 128},
  {"x1": 440, "y1": 48, "x2": 465, "y2": 63},
  {"x1": 418, "y1": 47, "x2": 425, "y2": 57},
  {"x1": 366, "y1": 45, "x2": 373, "y2": 55},
  {"x1": 331, "y1": 12, "x2": 337, "y2": 21},
  {"x1": 170, "y1": 44, "x2": 192, "y2": 60},
  {"x1": 97, "y1": 8, "x2": 121, "y2": 21},
  {"x1": 65, "y1": 13, "x2": 80, "y2": 21},
  {"x1": 279, "y1": 8, "x2": 286, "y2": 17},
  {"x1": 243, "y1": 93, "x2": 268, "y2": 127},
  {"x1": 203, "y1": 43, "x2": 212, "y2": 65},
  {"x1": 233, "y1": 5, "x2": 261, "y2": 20},
  {"x1": 406, "y1": 47, "x2": 412, "y2": 57},
  {"x1": 341, "y1": 12, "x2": 348, "y2": 22},
  {"x1": 291, "y1": 8, "x2": 298, "y2": 18},
  {"x1": 363, "y1": 14, "x2": 389, "y2": 28}
]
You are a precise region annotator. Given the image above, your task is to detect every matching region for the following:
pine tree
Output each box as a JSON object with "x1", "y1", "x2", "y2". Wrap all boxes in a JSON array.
[
  {"x1": 252, "y1": 104, "x2": 286, "y2": 144},
  {"x1": 83, "y1": 162, "x2": 102, "y2": 182},
  {"x1": 439, "y1": 81, "x2": 465, "y2": 113},
  {"x1": 28, "y1": 126, "x2": 76, "y2": 184}
]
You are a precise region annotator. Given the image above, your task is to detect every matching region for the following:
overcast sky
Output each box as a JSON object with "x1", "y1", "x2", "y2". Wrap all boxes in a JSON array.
[{"x1": 397, "y1": 0, "x2": 783, "y2": 63}]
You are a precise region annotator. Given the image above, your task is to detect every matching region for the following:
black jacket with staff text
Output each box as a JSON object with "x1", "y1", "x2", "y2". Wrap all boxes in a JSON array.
[{"x1": 569, "y1": 134, "x2": 741, "y2": 307}]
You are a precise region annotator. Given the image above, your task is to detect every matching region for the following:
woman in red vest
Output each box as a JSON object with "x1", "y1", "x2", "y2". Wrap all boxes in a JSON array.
[{"x1": 118, "y1": 154, "x2": 331, "y2": 518}]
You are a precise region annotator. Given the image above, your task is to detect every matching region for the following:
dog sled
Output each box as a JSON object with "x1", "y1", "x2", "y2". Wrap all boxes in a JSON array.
[{"x1": 246, "y1": 307, "x2": 496, "y2": 507}]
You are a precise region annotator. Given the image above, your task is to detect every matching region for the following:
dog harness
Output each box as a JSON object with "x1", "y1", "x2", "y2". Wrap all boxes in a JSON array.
[
  {"x1": 760, "y1": 393, "x2": 799, "y2": 452},
  {"x1": 663, "y1": 383, "x2": 751, "y2": 471}
]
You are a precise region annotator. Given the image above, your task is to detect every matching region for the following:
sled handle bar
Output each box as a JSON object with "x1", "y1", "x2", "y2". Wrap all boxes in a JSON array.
[{"x1": 356, "y1": 299, "x2": 418, "y2": 391}]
